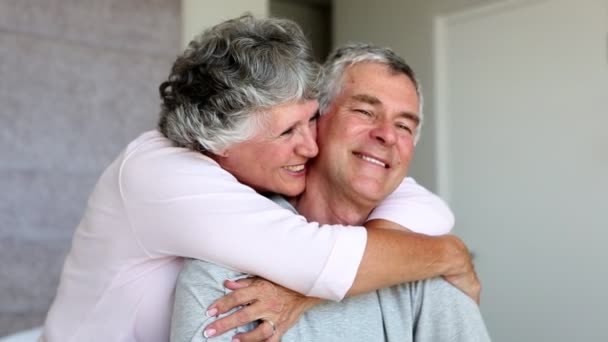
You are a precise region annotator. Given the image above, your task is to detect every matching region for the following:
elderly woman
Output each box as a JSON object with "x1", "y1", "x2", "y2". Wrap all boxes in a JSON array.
[{"x1": 41, "y1": 15, "x2": 466, "y2": 342}]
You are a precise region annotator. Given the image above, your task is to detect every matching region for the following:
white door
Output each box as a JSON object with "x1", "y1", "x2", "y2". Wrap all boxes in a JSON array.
[{"x1": 435, "y1": 1, "x2": 608, "y2": 341}]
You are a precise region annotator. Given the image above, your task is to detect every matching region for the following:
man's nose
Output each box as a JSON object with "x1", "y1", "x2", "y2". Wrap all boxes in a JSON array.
[{"x1": 370, "y1": 121, "x2": 397, "y2": 146}]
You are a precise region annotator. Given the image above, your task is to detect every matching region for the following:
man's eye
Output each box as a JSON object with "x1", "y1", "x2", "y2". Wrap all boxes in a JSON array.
[
  {"x1": 309, "y1": 112, "x2": 320, "y2": 122},
  {"x1": 354, "y1": 109, "x2": 372, "y2": 116},
  {"x1": 397, "y1": 123, "x2": 413, "y2": 134}
]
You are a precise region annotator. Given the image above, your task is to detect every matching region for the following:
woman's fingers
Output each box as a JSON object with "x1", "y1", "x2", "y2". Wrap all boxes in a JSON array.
[
  {"x1": 203, "y1": 277, "x2": 316, "y2": 340},
  {"x1": 208, "y1": 278, "x2": 260, "y2": 316},
  {"x1": 204, "y1": 303, "x2": 261, "y2": 338},
  {"x1": 225, "y1": 278, "x2": 255, "y2": 290},
  {"x1": 232, "y1": 320, "x2": 277, "y2": 342},
  {"x1": 204, "y1": 277, "x2": 283, "y2": 338}
]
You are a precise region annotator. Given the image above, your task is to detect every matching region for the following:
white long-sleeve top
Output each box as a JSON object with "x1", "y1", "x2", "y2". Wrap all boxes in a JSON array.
[{"x1": 42, "y1": 130, "x2": 453, "y2": 342}]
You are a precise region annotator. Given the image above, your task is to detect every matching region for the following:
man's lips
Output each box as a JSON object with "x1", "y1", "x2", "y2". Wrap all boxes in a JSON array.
[{"x1": 353, "y1": 152, "x2": 389, "y2": 168}]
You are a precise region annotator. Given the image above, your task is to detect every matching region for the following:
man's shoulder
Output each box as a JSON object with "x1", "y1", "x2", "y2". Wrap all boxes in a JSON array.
[
  {"x1": 178, "y1": 258, "x2": 248, "y2": 285},
  {"x1": 266, "y1": 194, "x2": 298, "y2": 214}
]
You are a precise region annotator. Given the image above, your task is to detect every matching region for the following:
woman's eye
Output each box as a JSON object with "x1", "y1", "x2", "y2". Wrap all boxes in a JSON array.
[
  {"x1": 309, "y1": 112, "x2": 320, "y2": 122},
  {"x1": 280, "y1": 127, "x2": 294, "y2": 136}
]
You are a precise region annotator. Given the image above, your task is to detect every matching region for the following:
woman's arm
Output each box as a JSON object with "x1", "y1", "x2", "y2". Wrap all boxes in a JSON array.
[
  {"x1": 368, "y1": 177, "x2": 454, "y2": 235},
  {"x1": 123, "y1": 137, "x2": 473, "y2": 299},
  {"x1": 120, "y1": 142, "x2": 366, "y2": 301},
  {"x1": 349, "y1": 221, "x2": 478, "y2": 299},
  {"x1": 169, "y1": 176, "x2": 472, "y2": 341},
  {"x1": 198, "y1": 224, "x2": 476, "y2": 342}
]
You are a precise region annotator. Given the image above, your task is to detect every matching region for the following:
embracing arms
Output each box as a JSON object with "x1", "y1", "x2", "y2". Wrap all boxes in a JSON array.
[
  {"x1": 199, "y1": 221, "x2": 478, "y2": 342},
  {"x1": 120, "y1": 143, "x2": 476, "y2": 341},
  {"x1": 352, "y1": 221, "x2": 478, "y2": 300},
  {"x1": 122, "y1": 145, "x2": 457, "y2": 301}
]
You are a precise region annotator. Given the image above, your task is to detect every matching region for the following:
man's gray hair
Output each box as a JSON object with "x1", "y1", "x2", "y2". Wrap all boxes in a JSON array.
[
  {"x1": 319, "y1": 43, "x2": 424, "y2": 144},
  {"x1": 158, "y1": 15, "x2": 320, "y2": 154}
]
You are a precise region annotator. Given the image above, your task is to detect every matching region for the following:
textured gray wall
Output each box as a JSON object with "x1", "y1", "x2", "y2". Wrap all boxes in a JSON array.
[{"x1": 0, "y1": 0, "x2": 180, "y2": 335}]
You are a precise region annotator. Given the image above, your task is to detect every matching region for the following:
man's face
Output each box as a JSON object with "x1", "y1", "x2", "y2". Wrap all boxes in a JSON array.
[{"x1": 315, "y1": 62, "x2": 420, "y2": 204}]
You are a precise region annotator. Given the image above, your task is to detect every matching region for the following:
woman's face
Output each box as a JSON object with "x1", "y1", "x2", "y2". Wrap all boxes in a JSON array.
[{"x1": 218, "y1": 100, "x2": 320, "y2": 197}]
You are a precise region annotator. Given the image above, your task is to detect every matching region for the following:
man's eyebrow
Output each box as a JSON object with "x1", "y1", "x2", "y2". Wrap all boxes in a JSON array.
[
  {"x1": 351, "y1": 94, "x2": 381, "y2": 105},
  {"x1": 399, "y1": 112, "x2": 421, "y2": 126}
]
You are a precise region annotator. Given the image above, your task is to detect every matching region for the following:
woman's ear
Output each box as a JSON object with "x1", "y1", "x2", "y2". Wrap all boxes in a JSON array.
[
  {"x1": 210, "y1": 147, "x2": 231, "y2": 161},
  {"x1": 204, "y1": 148, "x2": 228, "y2": 164},
  {"x1": 215, "y1": 147, "x2": 229, "y2": 158}
]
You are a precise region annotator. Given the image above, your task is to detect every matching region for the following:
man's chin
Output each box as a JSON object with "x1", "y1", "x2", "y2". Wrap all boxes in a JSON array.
[{"x1": 350, "y1": 181, "x2": 391, "y2": 203}]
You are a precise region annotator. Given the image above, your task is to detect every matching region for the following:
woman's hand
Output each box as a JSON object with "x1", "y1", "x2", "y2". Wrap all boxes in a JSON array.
[
  {"x1": 203, "y1": 277, "x2": 321, "y2": 341},
  {"x1": 441, "y1": 235, "x2": 481, "y2": 304}
]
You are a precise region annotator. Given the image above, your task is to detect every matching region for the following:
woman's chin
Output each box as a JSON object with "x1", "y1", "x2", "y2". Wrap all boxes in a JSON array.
[{"x1": 278, "y1": 184, "x2": 306, "y2": 198}]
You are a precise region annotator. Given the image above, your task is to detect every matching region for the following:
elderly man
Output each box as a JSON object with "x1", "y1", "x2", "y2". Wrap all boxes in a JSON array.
[{"x1": 171, "y1": 44, "x2": 490, "y2": 342}]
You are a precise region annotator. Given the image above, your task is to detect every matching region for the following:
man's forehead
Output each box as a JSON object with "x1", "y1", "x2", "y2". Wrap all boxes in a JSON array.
[{"x1": 343, "y1": 64, "x2": 418, "y2": 97}]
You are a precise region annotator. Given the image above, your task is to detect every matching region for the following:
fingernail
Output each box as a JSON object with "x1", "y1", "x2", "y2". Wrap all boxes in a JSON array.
[
  {"x1": 203, "y1": 328, "x2": 216, "y2": 338},
  {"x1": 206, "y1": 307, "x2": 218, "y2": 317},
  {"x1": 231, "y1": 338, "x2": 240, "y2": 342}
]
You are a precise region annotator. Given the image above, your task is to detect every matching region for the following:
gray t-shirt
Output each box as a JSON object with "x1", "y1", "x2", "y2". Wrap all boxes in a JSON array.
[{"x1": 170, "y1": 196, "x2": 491, "y2": 342}]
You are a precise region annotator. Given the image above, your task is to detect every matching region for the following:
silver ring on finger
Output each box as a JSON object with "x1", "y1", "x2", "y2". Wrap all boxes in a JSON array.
[{"x1": 263, "y1": 319, "x2": 276, "y2": 335}]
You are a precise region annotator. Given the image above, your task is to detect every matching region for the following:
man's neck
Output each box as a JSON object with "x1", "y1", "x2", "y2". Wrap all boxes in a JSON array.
[{"x1": 293, "y1": 170, "x2": 375, "y2": 226}]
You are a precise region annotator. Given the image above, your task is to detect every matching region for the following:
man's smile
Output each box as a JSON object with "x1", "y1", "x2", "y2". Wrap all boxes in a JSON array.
[{"x1": 353, "y1": 152, "x2": 389, "y2": 169}]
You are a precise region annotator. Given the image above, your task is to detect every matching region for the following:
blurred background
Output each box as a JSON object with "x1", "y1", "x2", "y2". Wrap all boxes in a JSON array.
[{"x1": 1, "y1": 0, "x2": 606, "y2": 341}]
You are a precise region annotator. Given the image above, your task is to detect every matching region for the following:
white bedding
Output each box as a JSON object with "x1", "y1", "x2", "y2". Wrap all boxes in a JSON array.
[{"x1": 0, "y1": 327, "x2": 41, "y2": 342}]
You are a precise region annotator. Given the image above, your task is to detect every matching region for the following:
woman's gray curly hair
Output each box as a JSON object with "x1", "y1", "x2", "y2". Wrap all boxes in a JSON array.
[
  {"x1": 158, "y1": 15, "x2": 321, "y2": 154},
  {"x1": 319, "y1": 43, "x2": 424, "y2": 144}
]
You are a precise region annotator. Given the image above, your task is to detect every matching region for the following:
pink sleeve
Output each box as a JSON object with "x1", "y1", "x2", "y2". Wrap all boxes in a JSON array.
[
  {"x1": 119, "y1": 147, "x2": 366, "y2": 301},
  {"x1": 368, "y1": 177, "x2": 454, "y2": 236}
]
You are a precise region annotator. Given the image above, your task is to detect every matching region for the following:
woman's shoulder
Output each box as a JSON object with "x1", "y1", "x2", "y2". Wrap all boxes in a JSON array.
[
  {"x1": 122, "y1": 130, "x2": 219, "y2": 171},
  {"x1": 117, "y1": 130, "x2": 241, "y2": 200}
]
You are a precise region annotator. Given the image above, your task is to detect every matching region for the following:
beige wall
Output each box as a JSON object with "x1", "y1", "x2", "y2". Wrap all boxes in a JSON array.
[
  {"x1": 181, "y1": 0, "x2": 269, "y2": 48},
  {"x1": 270, "y1": 0, "x2": 332, "y2": 62},
  {"x1": 181, "y1": 0, "x2": 332, "y2": 61}
]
